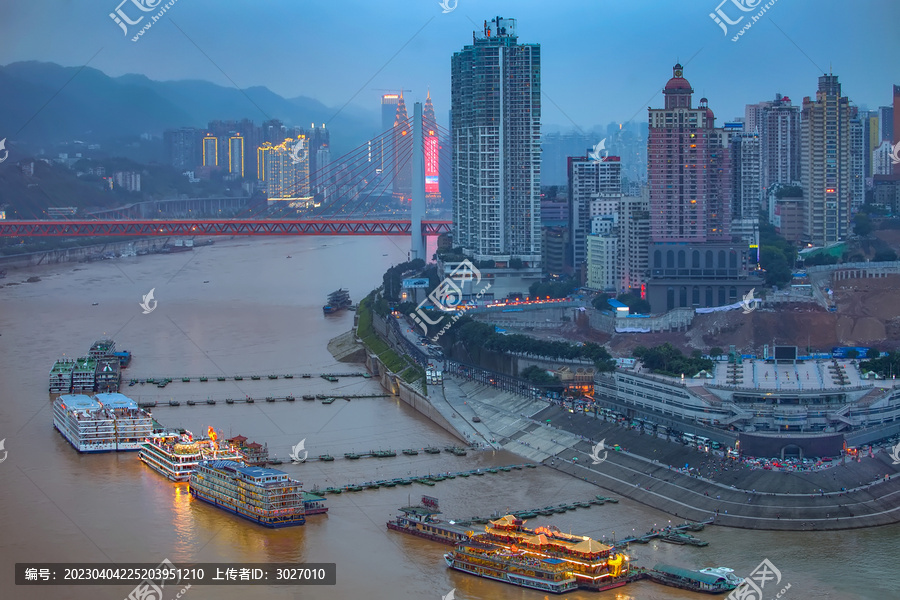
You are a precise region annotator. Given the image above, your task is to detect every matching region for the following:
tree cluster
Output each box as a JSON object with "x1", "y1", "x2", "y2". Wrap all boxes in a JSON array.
[
  {"x1": 446, "y1": 318, "x2": 615, "y2": 371},
  {"x1": 632, "y1": 343, "x2": 713, "y2": 377},
  {"x1": 528, "y1": 278, "x2": 578, "y2": 299}
]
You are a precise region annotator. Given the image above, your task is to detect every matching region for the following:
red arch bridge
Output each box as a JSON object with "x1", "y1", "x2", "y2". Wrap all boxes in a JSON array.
[{"x1": 0, "y1": 219, "x2": 452, "y2": 237}]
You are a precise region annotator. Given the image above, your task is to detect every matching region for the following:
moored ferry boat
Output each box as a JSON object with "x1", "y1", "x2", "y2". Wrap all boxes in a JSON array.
[
  {"x1": 323, "y1": 289, "x2": 351, "y2": 314},
  {"x1": 478, "y1": 515, "x2": 630, "y2": 591},
  {"x1": 53, "y1": 393, "x2": 152, "y2": 452},
  {"x1": 387, "y1": 496, "x2": 471, "y2": 545},
  {"x1": 189, "y1": 460, "x2": 306, "y2": 528},
  {"x1": 139, "y1": 427, "x2": 243, "y2": 482},
  {"x1": 444, "y1": 541, "x2": 578, "y2": 594}
]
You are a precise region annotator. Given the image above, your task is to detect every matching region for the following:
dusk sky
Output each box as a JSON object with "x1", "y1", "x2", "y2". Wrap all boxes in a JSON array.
[{"x1": 3, "y1": 0, "x2": 899, "y2": 131}]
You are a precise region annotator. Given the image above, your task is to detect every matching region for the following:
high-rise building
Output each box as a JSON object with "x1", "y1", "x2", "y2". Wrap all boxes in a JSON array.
[
  {"x1": 756, "y1": 94, "x2": 801, "y2": 195},
  {"x1": 585, "y1": 194, "x2": 650, "y2": 294},
  {"x1": 862, "y1": 110, "x2": 879, "y2": 177},
  {"x1": 850, "y1": 110, "x2": 865, "y2": 213},
  {"x1": 646, "y1": 64, "x2": 756, "y2": 313},
  {"x1": 648, "y1": 65, "x2": 731, "y2": 244},
  {"x1": 801, "y1": 74, "x2": 852, "y2": 246},
  {"x1": 423, "y1": 90, "x2": 441, "y2": 201},
  {"x1": 378, "y1": 94, "x2": 399, "y2": 178},
  {"x1": 568, "y1": 155, "x2": 621, "y2": 270},
  {"x1": 449, "y1": 16, "x2": 541, "y2": 296},
  {"x1": 878, "y1": 105, "x2": 894, "y2": 142},
  {"x1": 202, "y1": 134, "x2": 218, "y2": 167},
  {"x1": 307, "y1": 124, "x2": 330, "y2": 190},
  {"x1": 873, "y1": 140, "x2": 895, "y2": 176},
  {"x1": 163, "y1": 128, "x2": 200, "y2": 170},
  {"x1": 618, "y1": 195, "x2": 650, "y2": 295},
  {"x1": 586, "y1": 233, "x2": 618, "y2": 292},
  {"x1": 228, "y1": 135, "x2": 244, "y2": 178},
  {"x1": 731, "y1": 128, "x2": 761, "y2": 247},
  {"x1": 261, "y1": 136, "x2": 310, "y2": 200}
]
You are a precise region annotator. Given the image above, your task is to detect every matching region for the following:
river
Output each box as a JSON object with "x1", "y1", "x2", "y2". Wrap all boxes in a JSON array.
[{"x1": 0, "y1": 235, "x2": 895, "y2": 599}]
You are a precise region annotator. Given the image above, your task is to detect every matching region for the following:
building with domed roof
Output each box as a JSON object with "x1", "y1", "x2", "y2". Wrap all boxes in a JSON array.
[{"x1": 645, "y1": 64, "x2": 761, "y2": 313}]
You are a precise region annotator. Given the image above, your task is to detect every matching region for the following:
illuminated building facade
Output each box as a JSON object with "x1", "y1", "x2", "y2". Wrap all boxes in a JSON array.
[
  {"x1": 260, "y1": 136, "x2": 310, "y2": 200},
  {"x1": 423, "y1": 91, "x2": 440, "y2": 200},
  {"x1": 202, "y1": 135, "x2": 218, "y2": 167}
]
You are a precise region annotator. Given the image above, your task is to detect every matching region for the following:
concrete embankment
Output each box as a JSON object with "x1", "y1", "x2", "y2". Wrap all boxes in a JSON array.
[
  {"x1": 327, "y1": 331, "x2": 367, "y2": 363},
  {"x1": 479, "y1": 391, "x2": 900, "y2": 531}
]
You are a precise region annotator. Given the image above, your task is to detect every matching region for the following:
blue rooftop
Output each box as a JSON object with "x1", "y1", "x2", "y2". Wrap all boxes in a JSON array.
[
  {"x1": 236, "y1": 465, "x2": 288, "y2": 478},
  {"x1": 542, "y1": 558, "x2": 565, "y2": 565},
  {"x1": 607, "y1": 299, "x2": 628, "y2": 309},
  {"x1": 94, "y1": 393, "x2": 138, "y2": 409},
  {"x1": 59, "y1": 394, "x2": 101, "y2": 410}
]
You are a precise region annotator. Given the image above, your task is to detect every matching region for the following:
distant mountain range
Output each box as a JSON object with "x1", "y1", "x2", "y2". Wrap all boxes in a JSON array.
[{"x1": 0, "y1": 61, "x2": 378, "y2": 158}]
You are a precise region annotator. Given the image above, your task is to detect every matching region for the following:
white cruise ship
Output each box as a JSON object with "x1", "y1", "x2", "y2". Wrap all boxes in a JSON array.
[
  {"x1": 140, "y1": 428, "x2": 243, "y2": 482},
  {"x1": 53, "y1": 393, "x2": 152, "y2": 452}
]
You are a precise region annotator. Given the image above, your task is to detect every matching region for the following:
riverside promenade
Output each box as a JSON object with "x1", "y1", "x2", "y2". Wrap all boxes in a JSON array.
[
  {"x1": 512, "y1": 404, "x2": 900, "y2": 531},
  {"x1": 433, "y1": 376, "x2": 900, "y2": 531}
]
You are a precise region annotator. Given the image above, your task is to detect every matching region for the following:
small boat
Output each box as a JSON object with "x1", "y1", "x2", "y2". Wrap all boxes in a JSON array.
[
  {"x1": 182, "y1": 377, "x2": 191, "y2": 382},
  {"x1": 499, "y1": 466, "x2": 511, "y2": 472},
  {"x1": 265, "y1": 397, "x2": 275, "y2": 403},
  {"x1": 302, "y1": 374, "x2": 312, "y2": 378},
  {"x1": 268, "y1": 375, "x2": 278, "y2": 380},
  {"x1": 234, "y1": 375, "x2": 243, "y2": 381},
  {"x1": 424, "y1": 447, "x2": 441, "y2": 454},
  {"x1": 169, "y1": 400, "x2": 180, "y2": 406},
  {"x1": 216, "y1": 376, "x2": 226, "y2": 381},
  {"x1": 246, "y1": 398, "x2": 255, "y2": 403},
  {"x1": 452, "y1": 448, "x2": 467, "y2": 456},
  {"x1": 322, "y1": 398, "x2": 335, "y2": 404},
  {"x1": 302, "y1": 395, "x2": 315, "y2": 401},
  {"x1": 284, "y1": 374, "x2": 294, "y2": 379},
  {"x1": 226, "y1": 399, "x2": 234, "y2": 404},
  {"x1": 206, "y1": 399, "x2": 216, "y2": 405},
  {"x1": 525, "y1": 463, "x2": 537, "y2": 468},
  {"x1": 199, "y1": 377, "x2": 208, "y2": 382},
  {"x1": 318, "y1": 455, "x2": 334, "y2": 461},
  {"x1": 250, "y1": 375, "x2": 261, "y2": 380},
  {"x1": 324, "y1": 487, "x2": 342, "y2": 494},
  {"x1": 345, "y1": 452, "x2": 360, "y2": 459},
  {"x1": 269, "y1": 458, "x2": 283, "y2": 465},
  {"x1": 458, "y1": 472, "x2": 470, "y2": 477},
  {"x1": 472, "y1": 470, "x2": 485, "y2": 476},
  {"x1": 187, "y1": 400, "x2": 196, "y2": 406},
  {"x1": 285, "y1": 395, "x2": 295, "y2": 402},
  {"x1": 402, "y1": 449, "x2": 419, "y2": 456},
  {"x1": 486, "y1": 468, "x2": 499, "y2": 474},
  {"x1": 92, "y1": 302, "x2": 99, "y2": 306}
]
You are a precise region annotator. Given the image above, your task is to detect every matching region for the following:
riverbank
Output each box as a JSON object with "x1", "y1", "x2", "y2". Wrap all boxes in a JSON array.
[{"x1": 502, "y1": 401, "x2": 900, "y2": 530}]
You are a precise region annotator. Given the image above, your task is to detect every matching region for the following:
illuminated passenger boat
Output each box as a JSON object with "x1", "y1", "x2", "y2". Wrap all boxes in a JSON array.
[
  {"x1": 444, "y1": 541, "x2": 578, "y2": 594},
  {"x1": 139, "y1": 427, "x2": 242, "y2": 482},
  {"x1": 457, "y1": 515, "x2": 631, "y2": 592},
  {"x1": 189, "y1": 460, "x2": 306, "y2": 528}
]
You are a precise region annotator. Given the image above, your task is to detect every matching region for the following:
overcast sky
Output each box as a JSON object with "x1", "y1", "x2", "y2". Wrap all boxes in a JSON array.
[{"x1": 3, "y1": 0, "x2": 899, "y2": 131}]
